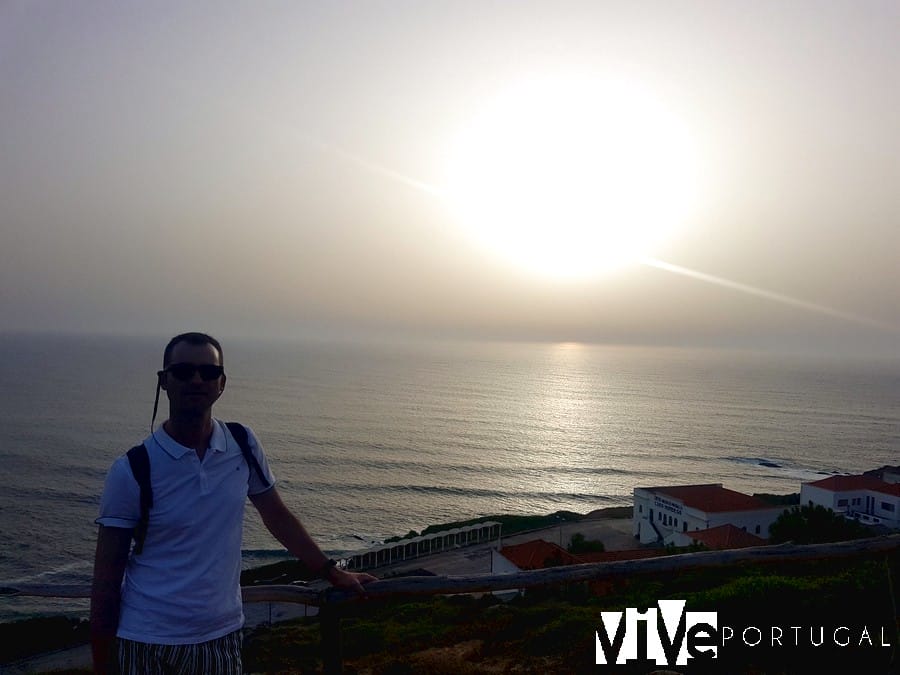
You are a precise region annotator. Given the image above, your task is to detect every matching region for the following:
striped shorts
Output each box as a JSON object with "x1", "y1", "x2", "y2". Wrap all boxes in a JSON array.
[{"x1": 117, "y1": 630, "x2": 242, "y2": 675}]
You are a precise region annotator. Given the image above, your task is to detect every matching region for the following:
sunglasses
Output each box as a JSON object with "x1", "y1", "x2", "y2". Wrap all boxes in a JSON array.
[{"x1": 160, "y1": 363, "x2": 225, "y2": 381}]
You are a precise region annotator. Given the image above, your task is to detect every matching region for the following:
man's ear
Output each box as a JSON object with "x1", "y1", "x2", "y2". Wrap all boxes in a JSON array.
[
  {"x1": 158, "y1": 370, "x2": 167, "y2": 391},
  {"x1": 219, "y1": 373, "x2": 227, "y2": 393}
]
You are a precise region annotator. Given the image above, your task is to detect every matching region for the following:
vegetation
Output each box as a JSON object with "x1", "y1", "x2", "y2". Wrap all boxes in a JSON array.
[
  {"x1": 384, "y1": 530, "x2": 421, "y2": 544},
  {"x1": 769, "y1": 504, "x2": 871, "y2": 544},
  {"x1": 242, "y1": 549, "x2": 900, "y2": 674},
  {"x1": 567, "y1": 532, "x2": 605, "y2": 554},
  {"x1": 753, "y1": 491, "x2": 800, "y2": 506},
  {"x1": 16, "y1": 504, "x2": 894, "y2": 673},
  {"x1": 590, "y1": 505, "x2": 633, "y2": 519},
  {"x1": 7, "y1": 543, "x2": 897, "y2": 673}
]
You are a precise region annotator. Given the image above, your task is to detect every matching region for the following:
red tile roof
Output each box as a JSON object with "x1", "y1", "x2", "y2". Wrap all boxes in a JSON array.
[
  {"x1": 642, "y1": 484, "x2": 773, "y2": 513},
  {"x1": 687, "y1": 524, "x2": 767, "y2": 550},
  {"x1": 499, "y1": 539, "x2": 580, "y2": 570},
  {"x1": 806, "y1": 475, "x2": 900, "y2": 497}
]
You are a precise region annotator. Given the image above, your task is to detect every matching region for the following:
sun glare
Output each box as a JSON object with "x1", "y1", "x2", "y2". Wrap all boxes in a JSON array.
[{"x1": 443, "y1": 75, "x2": 700, "y2": 279}]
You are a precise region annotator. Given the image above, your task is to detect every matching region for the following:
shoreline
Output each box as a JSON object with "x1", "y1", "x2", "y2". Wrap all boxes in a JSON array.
[{"x1": 1, "y1": 507, "x2": 635, "y2": 669}]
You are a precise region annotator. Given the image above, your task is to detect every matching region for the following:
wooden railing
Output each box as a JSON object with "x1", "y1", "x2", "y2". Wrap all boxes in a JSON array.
[{"x1": 4, "y1": 534, "x2": 900, "y2": 673}]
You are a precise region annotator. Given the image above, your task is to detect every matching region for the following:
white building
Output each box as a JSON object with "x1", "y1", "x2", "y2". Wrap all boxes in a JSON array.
[
  {"x1": 800, "y1": 475, "x2": 900, "y2": 529},
  {"x1": 633, "y1": 484, "x2": 784, "y2": 546},
  {"x1": 864, "y1": 466, "x2": 900, "y2": 485}
]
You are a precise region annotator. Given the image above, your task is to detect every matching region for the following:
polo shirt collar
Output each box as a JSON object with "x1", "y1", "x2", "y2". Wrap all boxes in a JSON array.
[{"x1": 150, "y1": 419, "x2": 228, "y2": 459}]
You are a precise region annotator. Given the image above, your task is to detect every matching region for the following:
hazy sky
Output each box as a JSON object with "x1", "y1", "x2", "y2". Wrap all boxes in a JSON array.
[{"x1": 2, "y1": 1, "x2": 898, "y2": 355}]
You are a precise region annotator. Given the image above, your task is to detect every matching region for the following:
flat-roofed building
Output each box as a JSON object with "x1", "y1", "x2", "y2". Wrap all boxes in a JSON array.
[
  {"x1": 633, "y1": 484, "x2": 783, "y2": 545},
  {"x1": 344, "y1": 521, "x2": 502, "y2": 571},
  {"x1": 801, "y1": 475, "x2": 900, "y2": 529}
]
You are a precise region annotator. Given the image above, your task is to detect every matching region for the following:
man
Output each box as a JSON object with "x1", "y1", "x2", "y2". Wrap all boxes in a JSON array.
[{"x1": 91, "y1": 332, "x2": 375, "y2": 674}]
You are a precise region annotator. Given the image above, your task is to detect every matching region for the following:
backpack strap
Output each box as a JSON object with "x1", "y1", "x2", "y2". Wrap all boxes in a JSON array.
[
  {"x1": 126, "y1": 444, "x2": 152, "y2": 555},
  {"x1": 126, "y1": 423, "x2": 269, "y2": 555},
  {"x1": 225, "y1": 422, "x2": 272, "y2": 490}
]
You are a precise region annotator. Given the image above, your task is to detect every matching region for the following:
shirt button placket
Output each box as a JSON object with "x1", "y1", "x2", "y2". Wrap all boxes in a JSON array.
[{"x1": 196, "y1": 454, "x2": 210, "y2": 494}]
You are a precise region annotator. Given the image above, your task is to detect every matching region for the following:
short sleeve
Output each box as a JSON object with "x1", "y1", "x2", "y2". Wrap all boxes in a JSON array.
[
  {"x1": 243, "y1": 426, "x2": 277, "y2": 496},
  {"x1": 96, "y1": 454, "x2": 142, "y2": 528}
]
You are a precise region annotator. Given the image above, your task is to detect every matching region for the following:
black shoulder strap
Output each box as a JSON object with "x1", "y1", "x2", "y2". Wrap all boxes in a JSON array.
[
  {"x1": 127, "y1": 425, "x2": 269, "y2": 555},
  {"x1": 126, "y1": 444, "x2": 152, "y2": 555},
  {"x1": 225, "y1": 422, "x2": 271, "y2": 489}
]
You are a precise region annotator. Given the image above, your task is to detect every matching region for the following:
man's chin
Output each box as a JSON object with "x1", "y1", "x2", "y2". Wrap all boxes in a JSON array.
[{"x1": 177, "y1": 401, "x2": 212, "y2": 416}]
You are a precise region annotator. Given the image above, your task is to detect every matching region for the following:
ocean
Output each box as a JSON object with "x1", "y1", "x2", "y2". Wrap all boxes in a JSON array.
[{"x1": 1, "y1": 333, "x2": 898, "y2": 622}]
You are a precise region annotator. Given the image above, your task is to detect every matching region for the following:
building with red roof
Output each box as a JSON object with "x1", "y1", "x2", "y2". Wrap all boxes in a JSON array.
[
  {"x1": 498, "y1": 539, "x2": 581, "y2": 570},
  {"x1": 677, "y1": 523, "x2": 767, "y2": 550},
  {"x1": 632, "y1": 484, "x2": 783, "y2": 545},
  {"x1": 494, "y1": 540, "x2": 668, "y2": 598},
  {"x1": 800, "y1": 475, "x2": 900, "y2": 529}
]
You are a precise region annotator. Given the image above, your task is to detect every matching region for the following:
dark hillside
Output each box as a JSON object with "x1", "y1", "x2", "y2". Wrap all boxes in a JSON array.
[{"x1": 244, "y1": 548, "x2": 900, "y2": 674}]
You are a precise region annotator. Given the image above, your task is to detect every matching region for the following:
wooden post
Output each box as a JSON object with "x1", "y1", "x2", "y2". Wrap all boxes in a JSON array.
[{"x1": 319, "y1": 595, "x2": 343, "y2": 675}]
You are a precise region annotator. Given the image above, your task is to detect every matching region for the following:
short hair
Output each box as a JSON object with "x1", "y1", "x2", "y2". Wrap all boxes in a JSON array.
[{"x1": 163, "y1": 332, "x2": 224, "y2": 367}]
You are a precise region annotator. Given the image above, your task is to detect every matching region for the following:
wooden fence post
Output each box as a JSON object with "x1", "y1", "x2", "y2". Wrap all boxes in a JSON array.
[{"x1": 319, "y1": 594, "x2": 343, "y2": 675}]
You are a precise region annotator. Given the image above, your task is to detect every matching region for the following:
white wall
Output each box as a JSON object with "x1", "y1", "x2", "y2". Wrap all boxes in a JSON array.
[
  {"x1": 872, "y1": 494, "x2": 900, "y2": 527},
  {"x1": 491, "y1": 548, "x2": 522, "y2": 574},
  {"x1": 706, "y1": 508, "x2": 782, "y2": 538},
  {"x1": 800, "y1": 483, "x2": 900, "y2": 529},
  {"x1": 633, "y1": 488, "x2": 783, "y2": 543}
]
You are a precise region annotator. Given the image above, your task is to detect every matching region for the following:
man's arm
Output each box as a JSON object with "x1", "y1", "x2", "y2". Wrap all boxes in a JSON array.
[
  {"x1": 90, "y1": 525, "x2": 132, "y2": 675},
  {"x1": 250, "y1": 487, "x2": 376, "y2": 593}
]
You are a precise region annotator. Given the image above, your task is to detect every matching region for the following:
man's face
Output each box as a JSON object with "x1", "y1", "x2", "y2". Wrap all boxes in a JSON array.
[{"x1": 161, "y1": 341, "x2": 226, "y2": 416}]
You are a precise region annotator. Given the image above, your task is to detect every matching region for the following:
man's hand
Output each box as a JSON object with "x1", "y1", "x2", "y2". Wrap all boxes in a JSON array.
[{"x1": 324, "y1": 566, "x2": 378, "y2": 596}]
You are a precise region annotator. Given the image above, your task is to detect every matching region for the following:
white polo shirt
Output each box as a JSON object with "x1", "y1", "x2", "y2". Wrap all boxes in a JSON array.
[{"x1": 97, "y1": 419, "x2": 276, "y2": 644}]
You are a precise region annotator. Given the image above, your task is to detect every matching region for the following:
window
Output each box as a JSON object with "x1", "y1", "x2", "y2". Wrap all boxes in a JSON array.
[
  {"x1": 882, "y1": 502, "x2": 896, "y2": 512},
  {"x1": 639, "y1": 505, "x2": 643, "y2": 513},
  {"x1": 683, "y1": 522, "x2": 688, "y2": 532},
  {"x1": 837, "y1": 499, "x2": 848, "y2": 507},
  {"x1": 755, "y1": 525, "x2": 760, "y2": 534}
]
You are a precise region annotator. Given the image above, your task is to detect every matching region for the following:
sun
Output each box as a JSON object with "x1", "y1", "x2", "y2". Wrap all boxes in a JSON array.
[{"x1": 442, "y1": 75, "x2": 700, "y2": 279}]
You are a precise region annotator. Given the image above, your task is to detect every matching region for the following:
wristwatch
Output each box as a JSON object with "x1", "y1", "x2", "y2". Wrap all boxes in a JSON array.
[{"x1": 317, "y1": 558, "x2": 338, "y2": 579}]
